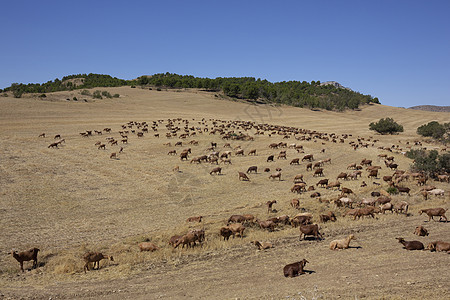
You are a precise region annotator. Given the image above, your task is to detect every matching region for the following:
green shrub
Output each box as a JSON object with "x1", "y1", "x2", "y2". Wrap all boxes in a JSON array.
[
  {"x1": 406, "y1": 149, "x2": 450, "y2": 175},
  {"x1": 39, "y1": 93, "x2": 46, "y2": 98},
  {"x1": 113, "y1": 94, "x2": 120, "y2": 98},
  {"x1": 369, "y1": 118, "x2": 404, "y2": 134},
  {"x1": 93, "y1": 90, "x2": 102, "y2": 99},
  {"x1": 417, "y1": 121, "x2": 449, "y2": 141},
  {"x1": 131, "y1": 85, "x2": 136, "y2": 88},
  {"x1": 81, "y1": 89, "x2": 91, "y2": 96},
  {"x1": 73, "y1": 97, "x2": 78, "y2": 101},
  {"x1": 386, "y1": 187, "x2": 398, "y2": 195},
  {"x1": 13, "y1": 90, "x2": 23, "y2": 98},
  {"x1": 101, "y1": 91, "x2": 112, "y2": 98},
  {"x1": 156, "y1": 88, "x2": 162, "y2": 91}
]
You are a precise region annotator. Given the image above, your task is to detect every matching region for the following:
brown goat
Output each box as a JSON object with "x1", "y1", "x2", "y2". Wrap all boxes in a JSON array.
[
  {"x1": 269, "y1": 171, "x2": 282, "y2": 180},
  {"x1": 414, "y1": 225, "x2": 429, "y2": 236},
  {"x1": 169, "y1": 235, "x2": 183, "y2": 247},
  {"x1": 320, "y1": 211, "x2": 337, "y2": 223},
  {"x1": 353, "y1": 207, "x2": 377, "y2": 220},
  {"x1": 210, "y1": 167, "x2": 222, "y2": 175},
  {"x1": 256, "y1": 219, "x2": 277, "y2": 231},
  {"x1": 187, "y1": 216, "x2": 203, "y2": 223},
  {"x1": 427, "y1": 241, "x2": 450, "y2": 252},
  {"x1": 396, "y1": 238, "x2": 424, "y2": 250},
  {"x1": 299, "y1": 224, "x2": 323, "y2": 240},
  {"x1": 393, "y1": 201, "x2": 409, "y2": 215},
  {"x1": 251, "y1": 240, "x2": 273, "y2": 250},
  {"x1": 238, "y1": 172, "x2": 250, "y2": 181},
  {"x1": 291, "y1": 215, "x2": 312, "y2": 228},
  {"x1": 291, "y1": 198, "x2": 300, "y2": 209},
  {"x1": 302, "y1": 154, "x2": 314, "y2": 161},
  {"x1": 228, "y1": 214, "x2": 246, "y2": 224},
  {"x1": 174, "y1": 232, "x2": 198, "y2": 249},
  {"x1": 283, "y1": 259, "x2": 308, "y2": 277},
  {"x1": 225, "y1": 223, "x2": 245, "y2": 238},
  {"x1": 83, "y1": 252, "x2": 114, "y2": 273},
  {"x1": 11, "y1": 248, "x2": 40, "y2": 272},
  {"x1": 266, "y1": 200, "x2": 277, "y2": 213},
  {"x1": 316, "y1": 179, "x2": 328, "y2": 188},
  {"x1": 247, "y1": 166, "x2": 258, "y2": 173},
  {"x1": 138, "y1": 242, "x2": 159, "y2": 252},
  {"x1": 313, "y1": 168, "x2": 324, "y2": 177},
  {"x1": 341, "y1": 187, "x2": 353, "y2": 196},
  {"x1": 220, "y1": 227, "x2": 233, "y2": 240},
  {"x1": 419, "y1": 208, "x2": 448, "y2": 222}
]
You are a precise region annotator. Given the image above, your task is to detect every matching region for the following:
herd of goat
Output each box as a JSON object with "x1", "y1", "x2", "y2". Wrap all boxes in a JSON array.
[{"x1": 11, "y1": 117, "x2": 449, "y2": 276}]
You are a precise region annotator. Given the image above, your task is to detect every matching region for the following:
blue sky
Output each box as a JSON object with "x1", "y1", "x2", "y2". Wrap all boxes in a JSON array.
[{"x1": 1, "y1": 0, "x2": 449, "y2": 107}]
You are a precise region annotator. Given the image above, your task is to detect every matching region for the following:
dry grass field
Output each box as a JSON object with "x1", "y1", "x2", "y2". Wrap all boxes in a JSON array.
[{"x1": 0, "y1": 87, "x2": 449, "y2": 299}]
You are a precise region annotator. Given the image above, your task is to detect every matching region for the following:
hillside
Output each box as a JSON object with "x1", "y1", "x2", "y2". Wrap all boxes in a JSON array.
[
  {"x1": 0, "y1": 87, "x2": 449, "y2": 299},
  {"x1": 409, "y1": 105, "x2": 450, "y2": 113},
  {"x1": 1, "y1": 73, "x2": 379, "y2": 111}
]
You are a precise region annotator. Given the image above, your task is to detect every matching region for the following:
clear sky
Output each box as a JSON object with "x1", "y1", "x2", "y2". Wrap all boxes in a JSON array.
[{"x1": 1, "y1": 0, "x2": 449, "y2": 107}]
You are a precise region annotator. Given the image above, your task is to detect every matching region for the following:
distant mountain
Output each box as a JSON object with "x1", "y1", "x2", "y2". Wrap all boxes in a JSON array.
[{"x1": 409, "y1": 105, "x2": 450, "y2": 112}]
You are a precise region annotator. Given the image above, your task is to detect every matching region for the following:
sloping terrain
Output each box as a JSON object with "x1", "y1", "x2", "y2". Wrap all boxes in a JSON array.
[{"x1": 0, "y1": 87, "x2": 449, "y2": 299}]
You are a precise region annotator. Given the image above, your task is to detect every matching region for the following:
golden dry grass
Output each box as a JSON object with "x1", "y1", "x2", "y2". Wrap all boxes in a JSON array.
[{"x1": 0, "y1": 87, "x2": 449, "y2": 299}]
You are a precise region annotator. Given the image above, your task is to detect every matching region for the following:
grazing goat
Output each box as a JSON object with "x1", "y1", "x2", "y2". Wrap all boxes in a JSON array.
[
  {"x1": 138, "y1": 242, "x2": 159, "y2": 252},
  {"x1": 393, "y1": 201, "x2": 409, "y2": 215},
  {"x1": 228, "y1": 214, "x2": 246, "y2": 224},
  {"x1": 269, "y1": 171, "x2": 282, "y2": 180},
  {"x1": 329, "y1": 234, "x2": 356, "y2": 250},
  {"x1": 380, "y1": 202, "x2": 393, "y2": 214},
  {"x1": 352, "y1": 207, "x2": 377, "y2": 220},
  {"x1": 266, "y1": 200, "x2": 277, "y2": 213},
  {"x1": 247, "y1": 166, "x2": 258, "y2": 173},
  {"x1": 320, "y1": 211, "x2": 336, "y2": 223},
  {"x1": 169, "y1": 235, "x2": 183, "y2": 247},
  {"x1": 419, "y1": 208, "x2": 447, "y2": 222},
  {"x1": 427, "y1": 241, "x2": 450, "y2": 253},
  {"x1": 210, "y1": 167, "x2": 222, "y2": 175},
  {"x1": 256, "y1": 219, "x2": 277, "y2": 231},
  {"x1": 316, "y1": 179, "x2": 328, "y2": 188},
  {"x1": 251, "y1": 240, "x2": 273, "y2": 250},
  {"x1": 341, "y1": 187, "x2": 353, "y2": 196},
  {"x1": 414, "y1": 225, "x2": 429, "y2": 236},
  {"x1": 302, "y1": 154, "x2": 314, "y2": 161},
  {"x1": 220, "y1": 227, "x2": 233, "y2": 240},
  {"x1": 238, "y1": 172, "x2": 250, "y2": 181},
  {"x1": 174, "y1": 232, "x2": 198, "y2": 249},
  {"x1": 396, "y1": 186, "x2": 410, "y2": 195},
  {"x1": 11, "y1": 248, "x2": 40, "y2": 272},
  {"x1": 299, "y1": 224, "x2": 323, "y2": 240},
  {"x1": 83, "y1": 252, "x2": 114, "y2": 273},
  {"x1": 291, "y1": 198, "x2": 300, "y2": 209},
  {"x1": 221, "y1": 223, "x2": 245, "y2": 239},
  {"x1": 283, "y1": 259, "x2": 308, "y2": 277},
  {"x1": 187, "y1": 216, "x2": 203, "y2": 223},
  {"x1": 291, "y1": 215, "x2": 312, "y2": 227},
  {"x1": 396, "y1": 238, "x2": 424, "y2": 250}
]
